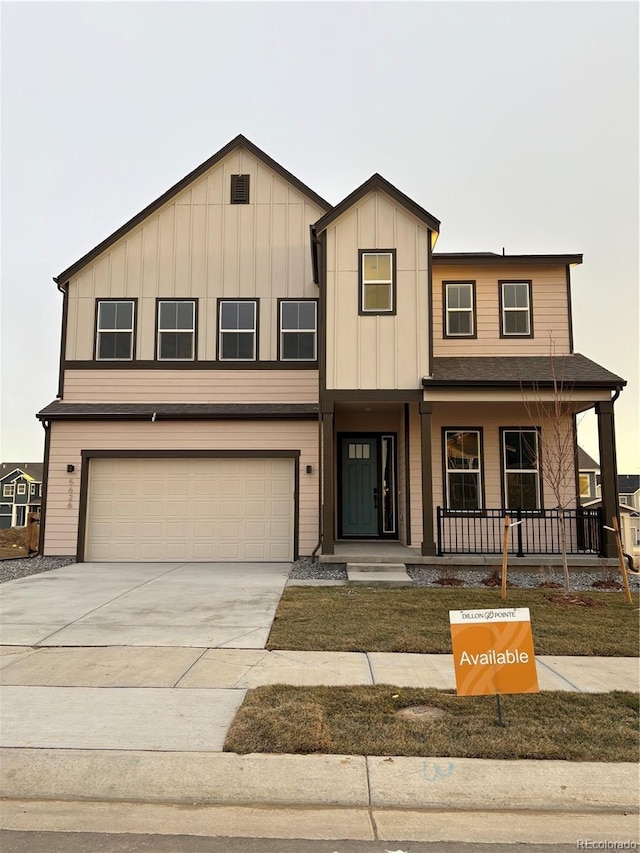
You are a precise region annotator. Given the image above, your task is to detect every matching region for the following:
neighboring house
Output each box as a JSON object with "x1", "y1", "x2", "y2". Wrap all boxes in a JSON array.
[
  {"x1": 36, "y1": 135, "x2": 626, "y2": 562},
  {"x1": 0, "y1": 463, "x2": 43, "y2": 529},
  {"x1": 577, "y1": 446, "x2": 600, "y2": 505},
  {"x1": 617, "y1": 475, "x2": 640, "y2": 511}
]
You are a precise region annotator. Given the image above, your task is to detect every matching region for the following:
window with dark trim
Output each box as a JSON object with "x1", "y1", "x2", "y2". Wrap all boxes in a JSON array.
[
  {"x1": 230, "y1": 174, "x2": 250, "y2": 204},
  {"x1": 218, "y1": 300, "x2": 257, "y2": 361},
  {"x1": 279, "y1": 301, "x2": 317, "y2": 360},
  {"x1": 443, "y1": 429, "x2": 483, "y2": 511},
  {"x1": 444, "y1": 282, "x2": 475, "y2": 337},
  {"x1": 500, "y1": 281, "x2": 533, "y2": 336},
  {"x1": 96, "y1": 300, "x2": 135, "y2": 360},
  {"x1": 359, "y1": 250, "x2": 395, "y2": 314},
  {"x1": 157, "y1": 300, "x2": 196, "y2": 360},
  {"x1": 502, "y1": 428, "x2": 541, "y2": 510}
]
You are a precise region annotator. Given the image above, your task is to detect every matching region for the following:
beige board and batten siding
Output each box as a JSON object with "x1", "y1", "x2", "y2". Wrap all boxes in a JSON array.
[
  {"x1": 63, "y1": 370, "x2": 319, "y2": 403},
  {"x1": 325, "y1": 191, "x2": 429, "y2": 390},
  {"x1": 64, "y1": 150, "x2": 325, "y2": 362},
  {"x1": 433, "y1": 265, "x2": 571, "y2": 357},
  {"x1": 43, "y1": 420, "x2": 318, "y2": 558}
]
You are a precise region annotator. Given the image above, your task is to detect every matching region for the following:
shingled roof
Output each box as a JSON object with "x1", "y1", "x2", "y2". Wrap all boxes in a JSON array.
[
  {"x1": 577, "y1": 446, "x2": 600, "y2": 470},
  {"x1": 37, "y1": 402, "x2": 319, "y2": 421},
  {"x1": 0, "y1": 462, "x2": 44, "y2": 481},
  {"x1": 425, "y1": 354, "x2": 625, "y2": 388}
]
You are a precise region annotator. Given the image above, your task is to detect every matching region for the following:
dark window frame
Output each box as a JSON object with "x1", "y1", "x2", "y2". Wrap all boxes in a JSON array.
[
  {"x1": 217, "y1": 298, "x2": 259, "y2": 362},
  {"x1": 443, "y1": 281, "x2": 477, "y2": 338},
  {"x1": 499, "y1": 280, "x2": 534, "y2": 338},
  {"x1": 230, "y1": 174, "x2": 250, "y2": 204},
  {"x1": 94, "y1": 298, "x2": 138, "y2": 361},
  {"x1": 358, "y1": 249, "x2": 397, "y2": 316},
  {"x1": 500, "y1": 426, "x2": 544, "y2": 512},
  {"x1": 441, "y1": 427, "x2": 486, "y2": 514},
  {"x1": 155, "y1": 298, "x2": 197, "y2": 362},
  {"x1": 277, "y1": 298, "x2": 319, "y2": 362}
]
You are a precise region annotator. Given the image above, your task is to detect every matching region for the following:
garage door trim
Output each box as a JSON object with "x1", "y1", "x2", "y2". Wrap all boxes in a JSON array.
[{"x1": 77, "y1": 449, "x2": 300, "y2": 561}]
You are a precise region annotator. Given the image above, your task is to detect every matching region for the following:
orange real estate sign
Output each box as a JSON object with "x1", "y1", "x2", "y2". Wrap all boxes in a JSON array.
[{"x1": 449, "y1": 607, "x2": 539, "y2": 696}]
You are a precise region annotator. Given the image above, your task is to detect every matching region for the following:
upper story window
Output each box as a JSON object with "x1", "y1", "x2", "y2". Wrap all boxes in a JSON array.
[
  {"x1": 3, "y1": 484, "x2": 15, "y2": 498},
  {"x1": 230, "y1": 174, "x2": 250, "y2": 204},
  {"x1": 157, "y1": 300, "x2": 196, "y2": 360},
  {"x1": 279, "y1": 301, "x2": 317, "y2": 361},
  {"x1": 359, "y1": 250, "x2": 395, "y2": 314},
  {"x1": 96, "y1": 300, "x2": 135, "y2": 360},
  {"x1": 500, "y1": 281, "x2": 533, "y2": 337},
  {"x1": 444, "y1": 429, "x2": 483, "y2": 511},
  {"x1": 17, "y1": 484, "x2": 26, "y2": 495},
  {"x1": 579, "y1": 473, "x2": 595, "y2": 499},
  {"x1": 444, "y1": 282, "x2": 475, "y2": 337},
  {"x1": 218, "y1": 300, "x2": 257, "y2": 361},
  {"x1": 502, "y1": 428, "x2": 541, "y2": 510}
]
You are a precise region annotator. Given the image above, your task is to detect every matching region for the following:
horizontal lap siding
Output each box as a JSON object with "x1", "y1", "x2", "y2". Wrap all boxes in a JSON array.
[
  {"x1": 409, "y1": 405, "x2": 423, "y2": 547},
  {"x1": 63, "y1": 370, "x2": 319, "y2": 403},
  {"x1": 433, "y1": 265, "x2": 571, "y2": 357},
  {"x1": 44, "y1": 420, "x2": 319, "y2": 558}
]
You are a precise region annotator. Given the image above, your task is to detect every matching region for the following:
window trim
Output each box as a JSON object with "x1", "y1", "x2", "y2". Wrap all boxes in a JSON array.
[
  {"x1": 277, "y1": 298, "x2": 318, "y2": 362},
  {"x1": 499, "y1": 280, "x2": 534, "y2": 338},
  {"x1": 443, "y1": 281, "x2": 477, "y2": 339},
  {"x1": 217, "y1": 299, "x2": 259, "y2": 362},
  {"x1": 3, "y1": 484, "x2": 15, "y2": 498},
  {"x1": 155, "y1": 299, "x2": 197, "y2": 362},
  {"x1": 442, "y1": 427, "x2": 485, "y2": 513},
  {"x1": 17, "y1": 483, "x2": 27, "y2": 495},
  {"x1": 358, "y1": 249, "x2": 397, "y2": 315},
  {"x1": 500, "y1": 426, "x2": 543, "y2": 511},
  {"x1": 94, "y1": 298, "x2": 137, "y2": 361}
]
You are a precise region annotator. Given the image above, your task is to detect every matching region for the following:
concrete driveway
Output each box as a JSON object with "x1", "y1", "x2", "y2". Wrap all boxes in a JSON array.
[{"x1": 0, "y1": 562, "x2": 291, "y2": 648}]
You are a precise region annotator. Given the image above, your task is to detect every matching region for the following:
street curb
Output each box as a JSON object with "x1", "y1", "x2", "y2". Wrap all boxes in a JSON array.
[{"x1": 1, "y1": 749, "x2": 637, "y2": 813}]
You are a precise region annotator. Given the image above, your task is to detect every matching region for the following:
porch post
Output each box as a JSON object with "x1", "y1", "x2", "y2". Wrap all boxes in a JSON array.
[
  {"x1": 321, "y1": 407, "x2": 335, "y2": 555},
  {"x1": 419, "y1": 402, "x2": 436, "y2": 556},
  {"x1": 596, "y1": 399, "x2": 620, "y2": 558}
]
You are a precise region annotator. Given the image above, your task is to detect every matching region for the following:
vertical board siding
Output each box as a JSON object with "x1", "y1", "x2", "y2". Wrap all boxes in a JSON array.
[
  {"x1": 43, "y1": 420, "x2": 319, "y2": 558},
  {"x1": 64, "y1": 151, "x2": 325, "y2": 361},
  {"x1": 326, "y1": 191, "x2": 430, "y2": 390},
  {"x1": 62, "y1": 370, "x2": 319, "y2": 403},
  {"x1": 433, "y1": 265, "x2": 571, "y2": 356}
]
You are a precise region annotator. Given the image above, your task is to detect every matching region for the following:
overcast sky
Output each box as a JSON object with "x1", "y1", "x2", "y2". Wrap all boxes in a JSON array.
[{"x1": 1, "y1": 1, "x2": 638, "y2": 473}]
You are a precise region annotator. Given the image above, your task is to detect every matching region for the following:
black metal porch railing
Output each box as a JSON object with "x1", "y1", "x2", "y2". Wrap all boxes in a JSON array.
[{"x1": 436, "y1": 507, "x2": 603, "y2": 557}]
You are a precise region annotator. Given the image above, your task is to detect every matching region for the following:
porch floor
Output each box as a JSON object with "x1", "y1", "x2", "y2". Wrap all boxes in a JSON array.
[{"x1": 319, "y1": 541, "x2": 617, "y2": 569}]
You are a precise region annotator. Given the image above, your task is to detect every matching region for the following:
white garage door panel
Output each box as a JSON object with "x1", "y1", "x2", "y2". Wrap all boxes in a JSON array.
[{"x1": 86, "y1": 458, "x2": 294, "y2": 562}]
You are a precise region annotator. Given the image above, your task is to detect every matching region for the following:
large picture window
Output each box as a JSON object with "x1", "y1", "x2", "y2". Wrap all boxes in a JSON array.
[
  {"x1": 279, "y1": 301, "x2": 317, "y2": 360},
  {"x1": 218, "y1": 300, "x2": 257, "y2": 361},
  {"x1": 444, "y1": 282, "x2": 475, "y2": 337},
  {"x1": 502, "y1": 428, "x2": 541, "y2": 510},
  {"x1": 500, "y1": 281, "x2": 532, "y2": 336},
  {"x1": 359, "y1": 250, "x2": 395, "y2": 314},
  {"x1": 444, "y1": 429, "x2": 483, "y2": 511},
  {"x1": 157, "y1": 300, "x2": 196, "y2": 360},
  {"x1": 96, "y1": 300, "x2": 135, "y2": 360}
]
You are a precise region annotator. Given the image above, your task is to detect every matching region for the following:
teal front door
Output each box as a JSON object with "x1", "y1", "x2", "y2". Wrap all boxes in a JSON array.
[{"x1": 340, "y1": 437, "x2": 379, "y2": 537}]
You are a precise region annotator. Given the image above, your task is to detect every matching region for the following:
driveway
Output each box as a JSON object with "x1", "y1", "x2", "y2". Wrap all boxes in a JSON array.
[{"x1": 0, "y1": 562, "x2": 291, "y2": 648}]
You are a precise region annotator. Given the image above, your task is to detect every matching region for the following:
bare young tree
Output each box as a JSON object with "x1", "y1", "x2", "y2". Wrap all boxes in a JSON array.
[{"x1": 522, "y1": 338, "x2": 580, "y2": 593}]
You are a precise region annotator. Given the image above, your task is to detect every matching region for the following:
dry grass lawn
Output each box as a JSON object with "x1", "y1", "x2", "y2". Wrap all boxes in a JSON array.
[
  {"x1": 225, "y1": 685, "x2": 639, "y2": 762},
  {"x1": 0, "y1": 527, "x2": 29, "y2": 559},
  {"x1": 267, "y1": 587, "x2": 639, "y2": 656}
]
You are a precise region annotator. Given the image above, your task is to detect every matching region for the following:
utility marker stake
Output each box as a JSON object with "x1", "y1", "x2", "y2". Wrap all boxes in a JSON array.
[{"x1": 501, "y1": 515, "x2": 511, "y2": 600}]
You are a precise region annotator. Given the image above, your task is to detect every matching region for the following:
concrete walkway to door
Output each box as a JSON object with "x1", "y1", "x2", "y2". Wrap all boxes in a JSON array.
[{"x1": 0, "y1": 562, "x2": 291, "y2": 648}]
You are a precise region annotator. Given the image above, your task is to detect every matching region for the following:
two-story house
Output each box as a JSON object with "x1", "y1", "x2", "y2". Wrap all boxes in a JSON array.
[
  {"x1": 36, "y1": 135, "x2": 625, "y2": 563},
  {"x1": 0, "y1": 463, "x2": 43, "y2": 529}
]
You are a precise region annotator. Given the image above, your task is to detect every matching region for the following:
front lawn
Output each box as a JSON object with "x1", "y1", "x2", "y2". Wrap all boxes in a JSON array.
[
  {"x1": 224, "y1": 685, "x2": 639, "y2": 762},
  {"x1": 267, "y1": 587, "x2": 639, "y2": 656}
]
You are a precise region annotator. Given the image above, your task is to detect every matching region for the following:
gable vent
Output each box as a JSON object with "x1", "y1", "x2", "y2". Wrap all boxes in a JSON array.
[{"x1": 231, "y1": 174, "x2": 250, "y2": 204}]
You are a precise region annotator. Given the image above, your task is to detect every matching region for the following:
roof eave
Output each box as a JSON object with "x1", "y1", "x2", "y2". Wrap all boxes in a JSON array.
[{"x1": 432, "y1": 253, "x2": 583, "y2": 266}]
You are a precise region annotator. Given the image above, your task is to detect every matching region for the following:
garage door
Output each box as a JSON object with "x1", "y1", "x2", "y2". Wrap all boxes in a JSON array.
[{"x1": 85, "y1": 457, "x2": 295, "y2": 562}]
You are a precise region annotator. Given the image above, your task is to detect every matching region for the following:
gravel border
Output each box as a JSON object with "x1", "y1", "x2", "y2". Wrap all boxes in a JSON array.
[{"x1": 2, "y1": 554, "x2": 637, "y2": 593}]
